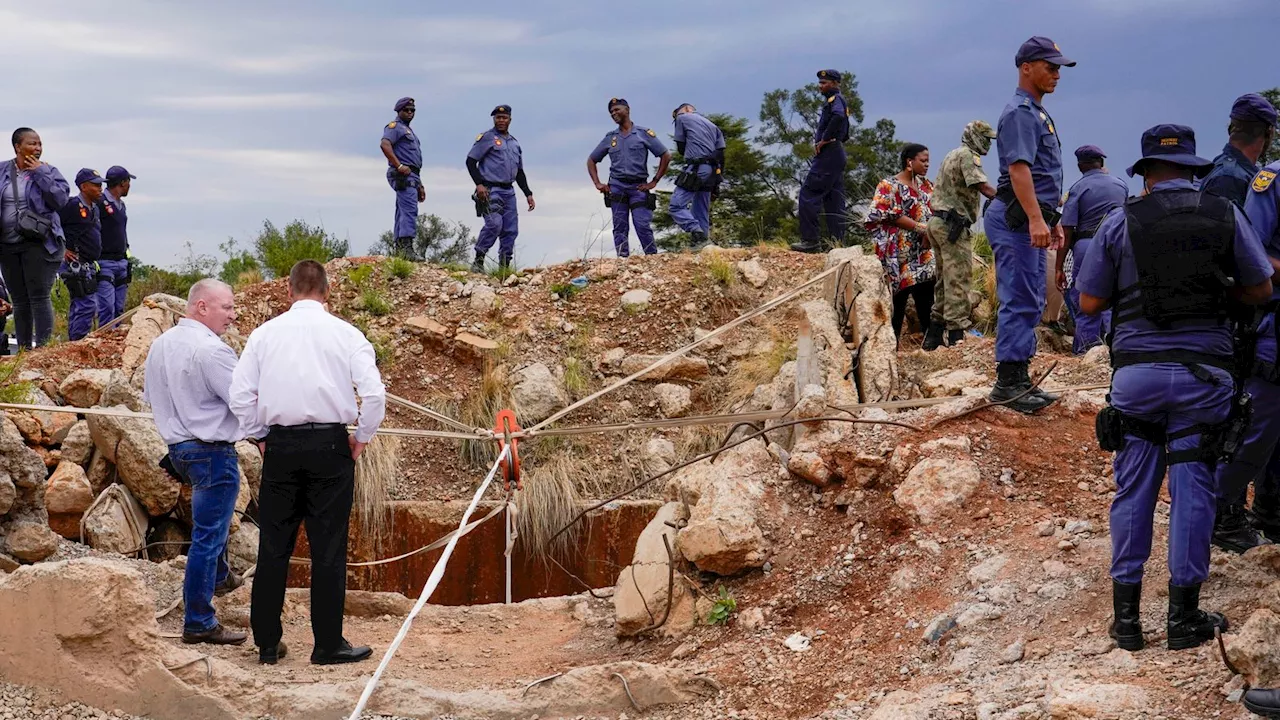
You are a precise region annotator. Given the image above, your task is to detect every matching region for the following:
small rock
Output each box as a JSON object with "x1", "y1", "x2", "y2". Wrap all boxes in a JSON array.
[
  {"x1": 469, "y1": 284, "x2": 499, "y2": 312},
  {"x1": 1036, "y1": 519, "x2": 1057, "y2": 537},
  {"x1": 1037, "y1": 581, "x2": 1071, "y2": 600},
  {"x1": 967, "y1": 555, "x2": 1009, "y2": 587},
  {"x1": 784, "y1": 632, "x2": 811, "y2": 652},
  {"x1": 736, "y1": 259, "x2": 769, "y2": 288},
  {"x1": 956, "y1": 602, "x2": 1004, "y2": 626},
  {"x1": 1064, "y1": 519, "x2": 1095, "y2": 535},
  {"x1": 1000, "y1": 640, "x2": 1025, "y2": 664},
  {"x1": 1081, "y1": 636, "x2": 1116, "y2": 656},
  {"x1": 653, "y1": 383, "x2": 692, "y2": 418},
  {"x1": 922, "y1": 614, "x2": 956, "y2": 644},
  {"x1": 620, "y1": 289, "x2": 652, "y2": 312}
]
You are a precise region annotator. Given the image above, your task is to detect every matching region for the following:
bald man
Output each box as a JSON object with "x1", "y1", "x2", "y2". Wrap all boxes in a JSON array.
[{"x1": 144, "y1": 279, "x2": 247, "y2": 646}]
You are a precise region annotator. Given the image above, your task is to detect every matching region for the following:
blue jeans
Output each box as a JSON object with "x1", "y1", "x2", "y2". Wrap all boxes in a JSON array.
[{"x1": 170, "y1": 440, "x2": 241, "y2": 633}]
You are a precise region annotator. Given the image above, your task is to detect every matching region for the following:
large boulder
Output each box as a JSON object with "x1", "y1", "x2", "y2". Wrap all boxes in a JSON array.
[
  {"x1": 641, "y1": 437, "x2": 676, "y2": 478},
  {"x1": 236, "y1": 441, "x2": 262, "y2": 503},
  {"x1": 512, "y1": 362, "x2": 569, "y2": 424},
  {"x1": 120, "y1": 294, "x2": 184, "y2": 374},
  {"x1": 101, "y1": 373, "x2": 148, "y2": 412},
  {"x1": 893, "y1": 457, "x2": 982, "y2": 523},
  {"x1": 618, "y1": 355, "x2": 710, "y2": 382},
  {"x1": 83, "y1": 484, "x2": 149, "y2": 554},
  {"x1": 45, "y1": 461, "x2": 94, "y2": 539},
  {"x1": 58, "y1": 369, "x2": 119, "y2": 408},
  {"x1": 823, "y1": 247, "x2": 897, "y2": 402},
  {"x1": 673, "y1": 442, "x2": 770, "y2": 576},
  {"x1": 60, "y1": 420, "x2": 93, "y2": 466},
  {"x1": 1, "y1": 417, "x2": 48, "y2": 520},
  {"x1": 86, "y1": 448, "x2": 115, "y2": 494},
  {"x1": 226, "y1": 523, "x2": 259, "y2": 573},
  {"x1": 799, "y1": 299, "x2": 861, "y2": 409},
  {"x1": 3, "y1": 522, "x2": 59, "y2": 563},
  {"x1": 86, "y1": 410, "x2": 179, "y2": 516},
  {"x1": 1227, "y1": 608, "x2": 1280, "y2": 686},
  {"x1": 614, "y1": 502, "x2": 699, "y2": 637},
  {"x1": 0, "y1": 473, "x2": 15, "y2": 516}
]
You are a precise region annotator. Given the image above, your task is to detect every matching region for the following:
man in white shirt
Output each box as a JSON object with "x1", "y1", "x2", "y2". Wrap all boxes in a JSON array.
[
  {"x1": 143, "y1": 278, "x2": 247, "y2": 646},
  {"x1": 230, "y1": 260, "x2": 386, "y2": 666}
]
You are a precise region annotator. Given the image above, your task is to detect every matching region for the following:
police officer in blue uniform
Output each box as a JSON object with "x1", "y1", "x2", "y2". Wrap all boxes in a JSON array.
[
  {"x1": 98, "y1": 165, "x2": 134, "y2": 322},
  {"x1": 1055, "y1": 145, "x2": 1129, "y2": 354},
  {"x1": 58, "y1": 169, "x2": 106, "y2": 341},
  {"x1": 379, "y1": 97, "x2": 425, "y2": 258},
  {"x1": 790, "y1": 70, "x2": 850, "y2": 254},
  {"x1": 588, "y1": 98, "x2": 671, "y2": 257},
  {"x1": 467, "y1": 105, "x2": 534, "y2": 273},
  {"x1": 985, "y1": 37, "x2": 1075, "y2": 413},
  {"x1": 1077, "y1": 124, "x2": 1272, "y2": 653},
  {"x1": 1202, "y1": 93, "x2": 1278, "y2": 208},
  {"x1": 670, "y1": 104, "x2": 726, "y2": 250}
]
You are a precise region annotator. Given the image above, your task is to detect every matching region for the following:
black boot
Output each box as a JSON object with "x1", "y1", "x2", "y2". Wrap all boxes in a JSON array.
[
  {"x1": 393, "y1": 237, "x2": 415, "y2": 259},
  {"x1": 789, "y1": 238, "x2": 823, "y2": 254},
  {"x1": 921, "y1": 323, "x2": 944, "y2": 351},
  {"x1": 689, "y1": 230, "x2": 709, "y2": 251},
  {"x1": 1109, "y1": 580, "x2": 1144, "y2": 651},
  {"x1": 988, "y1": 361, "x2": 1053, "y2": 414},
  {"x1": 1167, "y1": 582, "x2": 1228, "y2": 650},
  {"x1": 946, "y1": 329, "x2": 965, "y2": 346},
  {"x1": 1243, "y1": 687, "x2": 1280, "y2": 718},
  {"x1": 1213, "y1": 501, "x2": 1271, "y2": 553},
  {"x1": 498, "y1": 255, "x2": 513, "y2": 273},
  {"x1": 1019, "y1": 363, "x2": 1059, "y2": 404},
  {"x1": 469, "y1": 252, "x2": 485, "y2": 274}
]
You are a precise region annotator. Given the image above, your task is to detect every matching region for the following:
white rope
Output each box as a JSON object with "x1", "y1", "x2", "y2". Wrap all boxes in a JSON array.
[{"x1": 346, "y1": 445, "x2": 511, "y2": 720}]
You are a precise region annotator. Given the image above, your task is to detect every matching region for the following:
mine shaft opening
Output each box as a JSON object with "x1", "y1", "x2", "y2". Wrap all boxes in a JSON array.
[{"x1": 285, "y1": 499, "x2": 659, "y2": 604}]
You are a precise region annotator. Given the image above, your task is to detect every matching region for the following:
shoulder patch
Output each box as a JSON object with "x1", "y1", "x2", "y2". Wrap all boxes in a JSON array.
[
  {"x1": 646, "y1": 128, "x2": 656, "y2": 137},
  {"x1": 972, "y1": 154, "x2": 982, "y2": 166},
  {"x1": 827, "y1": 95, "x2": 835, "y2": 104},
  {"x1": 495, "y1": 138, "x2": 502, "y2": 146},
  {"x1": 1255, "y1": 170, "x2": 1277, "y2": 193},
  {"x1": 476, "y1": 133, "x2": 484, "y2": 142},
  {"x1": 387, "y1": 121, "x2": 396, "y2": 129}
]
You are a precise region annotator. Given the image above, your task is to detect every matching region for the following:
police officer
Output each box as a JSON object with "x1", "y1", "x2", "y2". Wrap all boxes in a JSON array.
[
  {"x1": 467, "y1": 105, "x2": 534, "y2": 273},
  {"x1": 587, "y1": 98, "x2": 671, "y2": 257},
  {"x1": 1054, "y1": 145, "x2": 1129, "y2": 355},
  {"x1": 98, "y1": 165, "x2": 134, "y2": 322},
  {"x1": 923, "y1": 120, "x2": 998, "y2": 350},
  {"x1": 984, "y1": 37, "x2": 1075, "y2": 413},
  {"x1": 1076, "y1": 124, "x2": 1272, "y2": 652},
  {"x1": 790, "y1": 70, "x2": 850, "y2": 254},
  {"x1": 1202, "y1": 93, "x2": 1278, "y2": 207},
  {"x1": 669, "y1": 104, "x2": 725, "y2": 250},
  {"x1": 58, "y1": 169, "x2": 106, "y2": 341},
  {"x1": 379, "y1": 97, "x2": 425, "y2": 258}
]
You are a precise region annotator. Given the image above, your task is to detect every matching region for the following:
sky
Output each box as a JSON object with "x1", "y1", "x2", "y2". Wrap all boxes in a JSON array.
[{"x1": 5, "y1": 0, "x2": 1278, "y2": 270}]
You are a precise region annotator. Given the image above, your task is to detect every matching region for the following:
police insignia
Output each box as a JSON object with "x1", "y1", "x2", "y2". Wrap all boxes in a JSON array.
[
  {"x1": 827, "y1": 95, "x2": 835, "y2": 104},
  {"x1": 79, "y1": 206, "x2": 88, "y2": 219},
  {"x1": 495, "y1": 139, "x2": 502, "y2": 146},
  {"x1": 476, "y1": 133, "x2": 484, "y2": 142},
  {"x1": 972, "y1": 154, "x2": 981, "y2": 166},
  {"x1": 1048, "y1": 123, "x2": 1055, "y2": 135},
  {"x1": 646, "y1": 128, "x2": 656, "y2": 137},
  {"x1": 611, "y1": 138, "x2": 617, "y2": 147},
  {"x1": 387, "y1": 121, "x2": 396, "y2": 129},
  {"x1": 105, "y1": 205, "x2": 114, "y2": 215},
  {"x1": 1255, "y1": 170, "x2": 1277, "y2": 193},
  {"x1": 1039, "y1": 111, "x2": 1046, "y2": 121}
]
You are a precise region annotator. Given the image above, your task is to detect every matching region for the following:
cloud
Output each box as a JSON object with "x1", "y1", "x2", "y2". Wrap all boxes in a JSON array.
[{"x1": 149, "y1": 93, "x2": 354, "y2": 111}]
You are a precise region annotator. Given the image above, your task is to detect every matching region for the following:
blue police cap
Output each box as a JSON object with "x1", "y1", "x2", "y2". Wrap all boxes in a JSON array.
[
  {"x1": 394, "y1": 96, "x2": 414, "y2": 111},
  {"x1": 608, "y1": 97, "x2": 629, "y2": 110},
  {"x1": 74, "y1": 168, "x2": 105, "y2": 186},
  {"x1": 1015, "y1": 36, "x2": 1076, "y2": 68},
  {"x1": 1230, "y1": 93, "x2": 1278, "y2": 126},
  {"x1": 817, "y1": 69, "x2": 841, "y2": 82},
  {"x1": 1074, "y1": 145, "x2": 1106, "y2": 162},
  {"x1": 1125, "y1": 124, "x2": 1213, "y2": 178},
  {"x1": 491, "y1": 105, "x2": 512, "y2": 116},
  {"x1": 672, "y1": 103, "x2": 695, "y2": 119},
  {"x1": 105, "y1": 166, "x2": 135, "y2": 183}
]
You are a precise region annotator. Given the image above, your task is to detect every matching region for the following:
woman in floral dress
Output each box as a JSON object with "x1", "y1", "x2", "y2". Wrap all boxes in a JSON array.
[{"x1": 865, "y1": 143, "x2": 936, "y2": 341}]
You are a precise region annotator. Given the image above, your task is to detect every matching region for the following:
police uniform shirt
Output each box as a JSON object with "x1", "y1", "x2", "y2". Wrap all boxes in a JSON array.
[
  {"x1": 673, "y1": 112, "x2": 725, "y2": 161},
  {"x1": 1075, "y1": 178, "x2": 1271, "y2": 357},
  {"x1": 383, "y1": 118, "x2": 422, "y2": 170},
  {"x1": 57, "y1": 195, "x2": 101, "y2": 261},
  {"x1": 99, "y1": 188, "x2": 128, "y2": 260},
  {"x1": 589, "y1": 126, "x2": 668, "y2": 182},
  {"x1": 815, "y1": 93, "x2": 850, "y2": 144},
  {"x1": 467, "y1": 130, "x2": 522, "y2": 185},
  {"x1": 1202, "y1": 143, "x2": 1260, "y2": 208},
  {"x1": 1062, "y1": 170, "x2": 1130, "y2": 236},
  {"x1": 997, "y1": 87, "x2": 1064, "y2": 205},
  {"x1": 1245, "y1": 162, "x2": 1280, "y2": 299}
]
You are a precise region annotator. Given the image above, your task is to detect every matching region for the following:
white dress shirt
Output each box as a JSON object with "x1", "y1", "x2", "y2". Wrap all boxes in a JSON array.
[
  {"x1": 229, "y1": 299, "x2": 386, "y2": 443},
  {"x1": 143, "y1": 319, "x2": 243, "y2": 445}
]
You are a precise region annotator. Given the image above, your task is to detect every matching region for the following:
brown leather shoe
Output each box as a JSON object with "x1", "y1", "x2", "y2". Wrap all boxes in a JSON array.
[
  {"x1": 182, "y1": 623, "x2": 247, "y2": 646},
  {"x1": 214, "y1": 570, "x2": 243, "y2": 597}
]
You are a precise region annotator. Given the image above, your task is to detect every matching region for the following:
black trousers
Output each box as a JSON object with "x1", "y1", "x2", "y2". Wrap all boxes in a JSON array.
[
  {"x1": 891, "y1": 279, "x2": 936, "y2": 340},
  {"x1": 251, "y1": 425, "x2": 355, "y2": 652}
]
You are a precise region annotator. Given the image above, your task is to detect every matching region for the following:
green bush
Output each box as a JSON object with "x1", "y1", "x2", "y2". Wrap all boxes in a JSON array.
[
  {"x1": 706, "y1": 586, "x2": 738, "y2": 625},
  {"x1": 253, "y1": 220, "x2": 348, "y2": 279},
  {"x1": 347, "y1": 264, "x2": 375, "y2": 287},
  {"x1": 357, "y1": 288, "x2": 392, "y2": 316},
  {"x1": 385, "y1": 256, "x2": 415, "y2": 280}
]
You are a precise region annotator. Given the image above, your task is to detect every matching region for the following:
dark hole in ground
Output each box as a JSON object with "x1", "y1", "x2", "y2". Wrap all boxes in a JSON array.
[{"x1": 288, "y1": 500, "x2": 658, "y2": 605}]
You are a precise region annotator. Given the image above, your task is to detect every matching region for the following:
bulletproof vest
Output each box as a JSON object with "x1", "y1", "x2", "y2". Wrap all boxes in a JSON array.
[{"x1": 1116, "y1": 189, "x2": 1235, "y2": 330}]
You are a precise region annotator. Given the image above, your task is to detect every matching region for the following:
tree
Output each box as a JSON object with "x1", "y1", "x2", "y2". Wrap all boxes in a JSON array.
[
  {"x1": 1262, "y1": 88, "x2": 1280, "y2": 160},
  {"x1": 252, "y1": 220, "x2": 348, "y2": 278},
  {"x1": 367, "y1": 213, "x2": 473, "y2": 265},
  {"x1": 217, "y1": 238, "x2": 260, "y2": 286}
]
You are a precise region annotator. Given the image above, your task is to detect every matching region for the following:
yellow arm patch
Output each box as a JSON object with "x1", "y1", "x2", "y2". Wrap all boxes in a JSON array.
[
  {"x1": 646, "y1": 128, "x2": 656, "y2": 137},
  {"x1": 1255, "y1": 170, "x2": 1277, "y2": 193},
  {"x1": 972, "y1": 154, "x2": 982, "y2": 166},
  {"x1": 476, "y1": 133, "x2": 484, "y2": 142},
  {"x1": 827, "y1": 95, "x2": 835, "y2": 104},
  {"x1": 387, "y1": 121, "x2": 396, "y2": 129}
]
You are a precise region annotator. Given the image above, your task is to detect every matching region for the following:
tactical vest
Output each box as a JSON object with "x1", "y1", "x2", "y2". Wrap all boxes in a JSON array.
[
  {"x1": 99, "y1": 198, "x2": 128, "y2": 260},
  {"x1": 1110, "y1": 189, "x2": 1237, "y2": 371}
]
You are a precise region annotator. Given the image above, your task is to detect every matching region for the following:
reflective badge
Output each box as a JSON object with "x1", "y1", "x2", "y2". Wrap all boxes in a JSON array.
[
  {"x1": 476, "y1": 133, "x2": 484, "y2": 142},
  {"x1": 646, "y1": 128, "x2": 656, "y2": 137},
  {"x1": 1039, "y1": 111, "x2": 1046, "y2": 121},
  {"x1": 611, "y1": 137, "x2": 617, "y2": 147},
  {"x1": 973, "y1": 154, "x2": 981, "y2": 166},
  {"x1": 828, "y1": 95, "x2": 835, "y2": 104},
  {"x1": 495, "y1": 139, "x2": 502, "y2": 146},
  {"x1": 1048, "y1": 123, "x2": 1055, "y2": 135},
  {"x1": 79, "y1": 206, "x2": 88, "y2": 219},
  {"x1": 105, "y1": 204, "x2": 114, "y2": 215},
  {"x1": 387, "y1": 121, "x2": 396, "y2": 129},
  {"x1": 1255, "y1": 170, "x2": 1277, "y2": 193}
]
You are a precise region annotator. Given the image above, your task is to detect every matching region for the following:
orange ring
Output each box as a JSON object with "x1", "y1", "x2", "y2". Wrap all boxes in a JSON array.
[{"x1": 493, "y1": 409, "x2": 522, "y2": 490}]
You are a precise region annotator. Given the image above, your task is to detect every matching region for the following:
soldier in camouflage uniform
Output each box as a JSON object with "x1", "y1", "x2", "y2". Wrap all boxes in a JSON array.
[{"x1": 922, "y1": 121, "x2": 1000, "y2": 350}]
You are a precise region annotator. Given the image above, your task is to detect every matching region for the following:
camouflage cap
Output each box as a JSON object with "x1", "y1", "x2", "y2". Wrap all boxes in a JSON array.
[{"x1": 968, "y1": 120, "x2": 997, "y2": 139}]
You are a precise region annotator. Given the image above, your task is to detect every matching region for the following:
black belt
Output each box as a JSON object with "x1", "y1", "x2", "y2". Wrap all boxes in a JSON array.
[
  {"x1": 174, "y1": 439, "x2": 233, "y2": 447},
  {"x1": 1111, "y1": 349, "x2": 1235, "y2": 375},
  {"x1": 1075, "y1": 229, "x2": 1096, "y2": 240},
  {"x1": 995, "y1": 186, "x2": 1016, "y2": 205},
  {"x1": 100, "y1": 252, "x2": 127, "y2": 261},
  {"x1": 611, "y1": 176, "x2": 647, "y2": 185},
  {"x1": 269, "y1": 422, "x2": 347, "y2": 433},
  {"x1": 483, "y1": 181, "x2": 513, "y2": 189}
]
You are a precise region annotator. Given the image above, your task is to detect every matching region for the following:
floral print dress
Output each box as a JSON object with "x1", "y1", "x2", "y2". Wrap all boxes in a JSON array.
[{"x1": 865, "y1": 176, "x2": 936, "y2": 293}]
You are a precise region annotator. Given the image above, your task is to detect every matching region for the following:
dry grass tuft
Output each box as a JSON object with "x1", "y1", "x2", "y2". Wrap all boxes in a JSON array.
[
  {"x1": 456, "y1": 364, "x2": 517, "y2": 468},
  {"x1": 515, "y1": 454, "x2": 586, "y2": 559},
  {"x1": 354, "y1": 434, "x2": 401, "y2": 551}
]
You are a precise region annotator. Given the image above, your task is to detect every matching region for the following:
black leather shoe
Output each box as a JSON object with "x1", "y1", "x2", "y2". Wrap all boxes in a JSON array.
[
  {"x1": 214, "y1": 570, "x2": 243, "y2": 597},
  {"x1": 989, "y1": 362, "x2": 1053, "y2": 415},
  {"x1": 311, "y1": 639, "x2": 373, "y2": 665},
  {"x1": 469, "y1": 254, "x2": 485, "y2": 273},
  {"x1": 788, "y1": 240, "x2": 823, "y2": 254},
  {"x1": 259, "y1": 640, "x2": 288, "y2": 665},
  {"x1": 1167, "y1": 582, "x2": 1228, "y2": 650},
  {"x1": 1243, "y1": 687, "x2": 1280, "y2": 717},
  {"x1": 1214, "y1": 502, "x2": 1271, "y2": 553},
  {"x1": 182, "y1": 623, "x2": 248, "y2": 646},
  {"x1": 946, "y1": 329, "x2": 966, "y2": 346},
  {"x1": 921, "y1": 324, "x2": 944, "y2": 352},
  {"x1": 1109, "y1": 580, "x2": 1144, "y2": 651}
]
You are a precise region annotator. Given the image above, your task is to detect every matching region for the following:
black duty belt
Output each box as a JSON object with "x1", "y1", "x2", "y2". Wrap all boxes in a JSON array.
[
  {"x1": 1075, "y1": 228, "x2": 1097, "y2": 240},
  {"x1": 611, "y1": 176, "x2": 647, "y2": 185},
  {"x1": 269, "y1": 422, "x2": 347, "y2": 433},
  {"x1": 995, "y1": 186, "x2": 1016, "y2": 205},
  {"x1": 1110, "y1": 349, "x2": 1235, "y2": 375},
  {"x1": 484, "y1": 181, "x2": 514, "y2": 189}
]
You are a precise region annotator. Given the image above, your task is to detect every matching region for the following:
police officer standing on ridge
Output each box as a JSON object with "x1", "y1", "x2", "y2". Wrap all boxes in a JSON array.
[
  {"x1": 1055, "y1": 145, "x2": 1129, "y2": 355},
  {"x1": 588, "y1": 98, "x2": 671, "y2": 257},
  {"x1": 467, "y1": 105, "x2": 534, "y2": 274},
  {"x1": 380, "y1": 97, "x2": 425, "y2": 259},
  {"x1": 1202, "y1": 93, "x2": 1278, "y2": 207},
  {"x1": 984, "y1": 37, "x2": 1074, "y2": 413},
  {"x1": 1076, "y1": 124, "x2": 1272, "y2": 653},
  {"x1": 923, "y1": 120, "x2": 998, "y2": 350},
  {"x1": 98, "y1": 165, "x2": 134, "y2": 322},
  {"x1": 790, "y1": 70, "x2": 850, "y2": 254},
  {"x1": 57, "y1": 169, "x2": 106, "y2": 341},
  {"x1": 670, "y1": 103, "x2": 725, "y2": 251}
]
